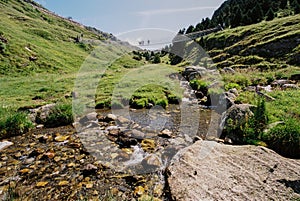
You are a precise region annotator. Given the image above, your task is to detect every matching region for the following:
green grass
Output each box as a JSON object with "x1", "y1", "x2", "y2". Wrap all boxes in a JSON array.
[
  {"x1": 197, "y1": 14, "x2": 300, "y2": 69},
  {"x1": 0, "y1": 107, "x2": 33, "y2": 139},
  {"x1": 0, "y1": 0, "x2": 133, "y2": 109},
  {"x1": 44, "y1": 101, "x2": 74, "y2": 128},
  {"x1": 96, "y1": 63, "x2": 182, "y2": 109},
  {"x1": 266, "y1": 90, "x2": 300, "y2": 122}
]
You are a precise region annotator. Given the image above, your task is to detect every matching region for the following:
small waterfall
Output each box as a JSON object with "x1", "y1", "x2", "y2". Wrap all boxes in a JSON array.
[{"x1": 123, "y1": 145, "x2": 148, "y2": 167}]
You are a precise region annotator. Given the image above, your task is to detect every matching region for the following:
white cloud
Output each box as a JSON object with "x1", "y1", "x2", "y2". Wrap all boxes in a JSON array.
[{"x1": 137, "y1": 6, "x2": 216, "y2": 16}]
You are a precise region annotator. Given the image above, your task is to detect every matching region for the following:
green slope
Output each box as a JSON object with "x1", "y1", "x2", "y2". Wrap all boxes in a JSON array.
[
  {"x1": 203, "y1": 14, "x2": 300, "y2": 69},
  {"x1": 0, "y1": 0, "x2": 133, "y2": 108},
  {"x1": 183, "y1": 14, "x2": 300, "y2": 123}
]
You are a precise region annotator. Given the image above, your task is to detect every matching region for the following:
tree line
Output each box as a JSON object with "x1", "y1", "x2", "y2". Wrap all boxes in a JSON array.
[{"x1": 179, "y1": 0, "x2": 300, "y2": 34}]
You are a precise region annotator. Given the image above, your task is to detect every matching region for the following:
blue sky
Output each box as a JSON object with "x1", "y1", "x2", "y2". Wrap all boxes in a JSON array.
[{"x1": 35, "y1": 0, "x2": 224, "y2": 48}]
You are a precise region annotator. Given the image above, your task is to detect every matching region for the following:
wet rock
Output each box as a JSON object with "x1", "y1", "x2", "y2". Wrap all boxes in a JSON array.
[
  {"x1": 131, "y1": 129, "x2": 145, "y2": 140},
  {"x1": 134, "y1": 186, "x2": 145, "y2": 197},
  {"x1": 116, "y1": 135, "x2": 138, "y2": 148},
  {"x1": 141, "y1": 139, "x2": 156, "y2": 152},
  {"x1": 117, "y1": 116, "x2": 131, "y2": 124},
  {"x1": 82, "y1": 164, "x2": 98, "y2": 177},
  {"x1": 106, "y1": 114, "x2": 117, "y2": 122},
  {"x1": 36, "y1": 181, "x2": 48, "y2": 187},
  {"x1": 159, "y1": 129, "x2": 172, "y2": 138},
  {"x1": 0, "y1": 141, "x2": 13, "y2": 151},
  {"x1": 141, "y1": 154, "x2": 162, "y2": 169},
  {"x1": 58, "y1": 180, "x2": 69, "y2": 186},
  {"x1": 79, "y1": 112, "x2": 98, "y2": 125},
  {"x1": 36, "y1": 124, "x2": 44, "y2": 129},
  {"x1": 54, "y1": 135, "x2": 69, "y2": 142}
]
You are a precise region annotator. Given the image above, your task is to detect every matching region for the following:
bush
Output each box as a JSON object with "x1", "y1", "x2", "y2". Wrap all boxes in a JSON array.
[
  {"x1": 155, "y1": 98, "x2": 168, "y2": 109},
  {"x1": 225, "y1": 83, "x2": 241, "y2": 91},
  {"x1": 263, "y1": 118, "x2": 300, "y2": 158},
  {"x1": 130, "y1": 98, "x2": 148, "y2": 109},
  {"x1": 95, "y1": 99, "x2": 111, "y2": 109},
  {"x1": 167, "y1": 94, "x2": 180, "y2": 104},
  {"x1": 190, "y1": 80, "x2": 210, "y2": 95},
  {"x1": 44, "y1": 103, "x2": 73, "y2": 128},
  {"x1": 223, "y1": 97, "x2": 268, "y2": 144},
  {"x1": 0, "y1": 109, "x2": 33, "y2": 139}
]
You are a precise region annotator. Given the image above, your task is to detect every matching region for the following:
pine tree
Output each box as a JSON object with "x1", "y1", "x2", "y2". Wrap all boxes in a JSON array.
[
  {"x1": 241, "y1": 13, "x2": 253, "y2": 25},
  {"x1": 293, "y1": 0, "x2": 300, "y2": 14},
  {"x1": 279, "y1": 0, "x2": 288, "y2": 9},
  {"x1": 185, "y1": 25, "x2": 194, "y2": 34},
  {"x1": 266, "y1": 8, "x2": 275, "y2": 21},
  {"x1": 250, "y1": 4, "x2": 264, "y2": 23},
  {"x1": 195, "y1": 23, "x2": 204, "y2": 32},
  {"x1": 230, "y1": 6, "x2": 242, "y2": 27}
]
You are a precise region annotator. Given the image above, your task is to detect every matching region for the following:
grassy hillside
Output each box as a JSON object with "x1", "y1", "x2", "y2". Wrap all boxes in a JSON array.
[
  {"x1": 184, "y1": 15, "x2": 300, "y2": 119},
  {"x1": 203, "y1": 14, "x2": 300, "y2": 69},
  {"x1": 181, "y1": 15, "x2": 300, "y2": 85},
  {"x1": 0, "y1": 0, "x2": 133, "y2": 108}
]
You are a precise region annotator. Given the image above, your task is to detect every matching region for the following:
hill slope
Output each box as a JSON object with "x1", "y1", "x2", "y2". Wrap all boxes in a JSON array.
[
  {"x1": 181, "y1": 14, "x2": 300, "y2": 74},
  {"x1": 0, "y1": 0, "x2": 133, "y2": 108}
]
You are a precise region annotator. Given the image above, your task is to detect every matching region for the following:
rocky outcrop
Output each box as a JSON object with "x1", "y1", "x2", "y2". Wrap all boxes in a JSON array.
[
  {"x1": 28, "y1": 104, "x2": 56, "y2": 125},
  {"x1": 167, "y1": 141, "x2": 300, "y2": 201},
  {"x1": 219, "y1": 104, "x2": 255, "y2": 142}
]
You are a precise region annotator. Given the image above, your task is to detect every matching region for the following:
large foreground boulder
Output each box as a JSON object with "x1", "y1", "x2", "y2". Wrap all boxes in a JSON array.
[{"x1": 167, "y1": 141, "x2": 300, "y2": 201}]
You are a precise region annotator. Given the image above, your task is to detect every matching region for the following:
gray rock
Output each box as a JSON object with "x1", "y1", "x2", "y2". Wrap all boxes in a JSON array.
[
  {"x1": 167, "y1": 141, "x2": 300, "y2": 201},
  {"x1": 29, "y1": 104, "x2": 56, "y2": 123},
  {"x1": 107, "y1": 114, "x2": 117, "y2": 120},
  {"x1": 223, "y1": 67, "x2": 235, "y2": 74},
  {"x1": 131, "y1": 129, "x2": 145, "y2": 139},
  {"x1": 159, "y1": 129, "x2": 173, "y2": 138},
  {"x1": 183, "y1": 66, "x2": 208, "y2": 81},
  {"x1": 141, "y1": 154, "x2": 162, "y2": 169},
  {"x1": 282, "y1": 84, "x2": 299, "y2": 90},
  {"x1": 220, "y1": 104, "x2": 255, "y2": 143},
  {"x1": 0, "y1": 141, "x2": 13, "y2": 151},
  {"x1": 117, "y1": 116, "x2": 131, "y2": 124},
  {"x1": 229, "y1": 88, "x2": 239, "y2": 96},
  {"x1": 79, "y1": 112, "x2": 98, "y2": 124},
  {"x1": 271, "y1": 79, "x2": 290, "y2": 87}
]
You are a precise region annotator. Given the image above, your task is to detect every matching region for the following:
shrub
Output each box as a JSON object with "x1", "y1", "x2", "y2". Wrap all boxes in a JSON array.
[
  {"x1": 155, "y1": 98, "x2": 168, "y2": 109},
  {"x1": 223, "y1": 97, "x2": 268, "y2": 144},
  {"x1": 44, "y1": 103, "x2": 73, "y2": 128},
  {"x1": 130, "y1": 98, "x2": 148, "y2": 109},
  {"x1": 224, "y1": 83, "x2": 241, "y2": 91},
  {"x1": 167, "y1": 94, "x2": 180, "y2": 104},
  {"x1": 263, "y1": 117, "x2": 300, "y2": 158},
  {"x1": 0, "y1": 108, "x2": 33, "y2": 139},
  {"x1": 190, "y1": 80, "x2": 210, "y2": 95}
]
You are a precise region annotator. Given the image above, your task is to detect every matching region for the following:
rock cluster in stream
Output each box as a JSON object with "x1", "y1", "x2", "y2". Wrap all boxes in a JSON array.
[{"x1": 1, "y1": 111, "x2": 179, "y2": 200}]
